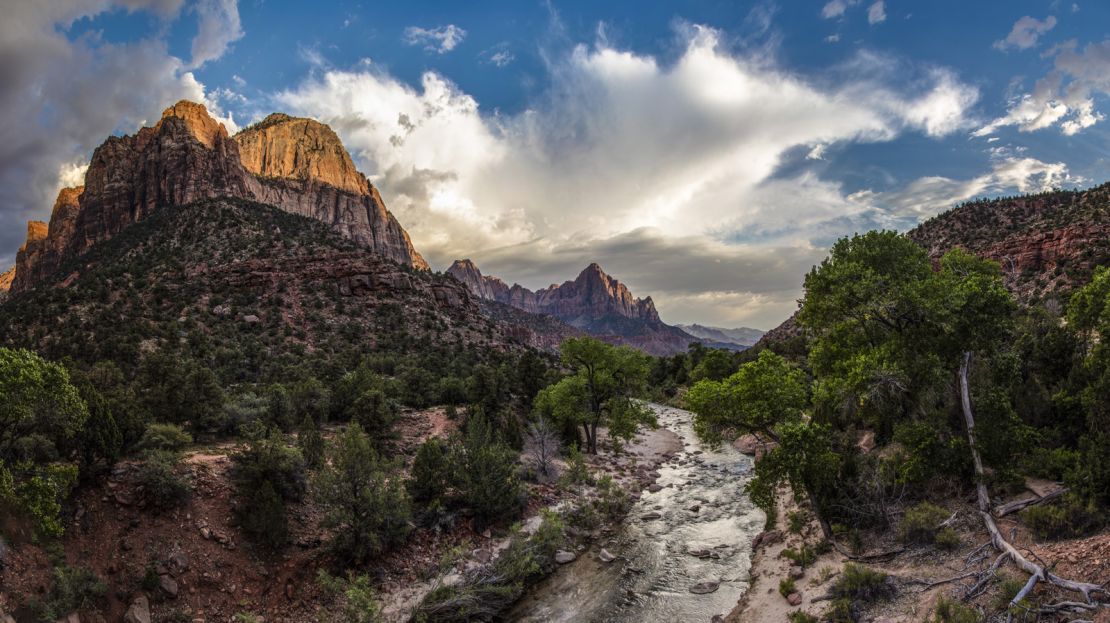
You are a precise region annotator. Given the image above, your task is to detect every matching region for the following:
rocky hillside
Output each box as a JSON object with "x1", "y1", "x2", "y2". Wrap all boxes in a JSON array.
[
  {"x1": 447, "y1": 259, "x2": 696, "y2": 355},
  {"x1": 0, "y1": 198, "x2": 525, "y2": 377},
  {"x1": 7, "y1": 100, "x2": 426, "y2": 295},
  {"x1": 908, "y1": 183, "x2": 1110, "y2": 304}
]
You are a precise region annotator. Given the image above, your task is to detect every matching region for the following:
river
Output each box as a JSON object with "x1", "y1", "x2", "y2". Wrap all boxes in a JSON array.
[{"x1": 505, "y1": 403, "x2": 766, "y2": 623}]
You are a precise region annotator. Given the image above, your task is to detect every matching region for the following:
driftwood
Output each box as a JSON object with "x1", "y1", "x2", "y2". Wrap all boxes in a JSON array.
[
  {"x1": 958, "y1": 352, "x2": 1108, "y2": 608},
  {"x1": 994, "y1": 487, "x2": 1068, "y2": 518}
]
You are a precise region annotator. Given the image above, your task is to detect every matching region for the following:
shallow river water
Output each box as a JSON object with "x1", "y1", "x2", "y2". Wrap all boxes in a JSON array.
[{"x1": 505, "y1": 404, "x2": 765, "y2": 623}]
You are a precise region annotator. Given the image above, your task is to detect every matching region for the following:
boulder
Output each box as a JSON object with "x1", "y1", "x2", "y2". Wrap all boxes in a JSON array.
[
  {"x1": 123, "y1": 595, "x2": 151, "y2": 623},
  {"x1": 689, "y1": 580, "x2": 720, "y2": 594},
  {"x1": 555, "y1": 550, "x2": 577, "y2": 564},
  {"x1": 159, "y1": 574, "x2": 179, "y2": 597},
  {"x1": 787, "y1": 592, "x2": 803, "y2": 606},
  {"x1": 598, "y1": 549, "x2": 616, "y2": 563}
]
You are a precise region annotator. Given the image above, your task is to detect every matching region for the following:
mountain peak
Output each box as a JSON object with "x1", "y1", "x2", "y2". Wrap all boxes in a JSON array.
[
  {"x1": 21, "y1": 221, "x2": 48, "y2": 250},
  {"x1": 156, "y1": 100, "x2": 228, "y2": 149},
  {"x1": 234, "y1": 112, "x2": 370, "y2": 195}
]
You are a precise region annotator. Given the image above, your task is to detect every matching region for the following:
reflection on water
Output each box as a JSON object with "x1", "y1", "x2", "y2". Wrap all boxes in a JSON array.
[{"x1": 506, "y1": 404, "x2": 765, "y2": 623}]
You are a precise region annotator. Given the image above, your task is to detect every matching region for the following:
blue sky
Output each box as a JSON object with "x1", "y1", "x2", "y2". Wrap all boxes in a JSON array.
[{"x1": 4, "y1": 1, "x2": 1110, "y2": 328}]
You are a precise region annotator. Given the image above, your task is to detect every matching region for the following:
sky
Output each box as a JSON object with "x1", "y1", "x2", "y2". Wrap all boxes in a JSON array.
[{"x1": 3, "y1": 1, "x2": 1110, "y2": 330}]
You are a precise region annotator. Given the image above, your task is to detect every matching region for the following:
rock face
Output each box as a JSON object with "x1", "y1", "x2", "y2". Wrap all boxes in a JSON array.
[
  {"x1": 447, "y1": 260, "x2": 697, "y2": 355},
  {"x1": 9, "y1": 100, "x2": 427, "y2": 294},
  {"x1": 908, "y1": 183, "x2": 1110, "y2": 303}
]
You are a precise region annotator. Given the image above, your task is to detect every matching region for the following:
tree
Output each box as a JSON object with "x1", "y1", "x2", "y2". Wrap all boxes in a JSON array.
[
  {"x1": 297, "y1": 415, "x2": 325, "y2": 469},
  {"x1": 314, "y1": 423, "x2": 412, "y2": 564},
  {"x1": 408, "y1": 437, "x2": 452, "y2": 505},
  {"x1": 686, "y1": 350, "x2": 808, "y2": 445},
  {"x1": 136, "y1": 351, "x2": 224, "y2": 433},
  {"x1": 532, "y1": 338, "x2": 653, "y2": 454},
  {"x1": 689, "y1": 349, "x2": 736, "y2": 383},
  {"x1": 0, "y1": 348, "x2": 87, "y2": 538},
  {"x1": 524, "y1": 417, "x2": 561, "y2": 481},
  {"x1": 454, "y1": 415, "x2": 524, "y2": 526}
]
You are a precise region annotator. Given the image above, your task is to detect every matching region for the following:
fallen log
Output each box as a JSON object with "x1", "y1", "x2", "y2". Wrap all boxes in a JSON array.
[
  {"x1": 958, "y1": 352, "x2": 1108, "y2": 607},
  {"x1": 994, "y1": 488, "x2": 1067, "y2": 518}
]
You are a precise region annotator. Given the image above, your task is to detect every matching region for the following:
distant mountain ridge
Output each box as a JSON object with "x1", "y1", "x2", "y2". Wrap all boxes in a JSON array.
[
  {"x1": 677, "y1": 324, "x2": 764, "y2": 350},
  {"x1": 446, "y1": 259, "x2": 698, "y2": 355}
]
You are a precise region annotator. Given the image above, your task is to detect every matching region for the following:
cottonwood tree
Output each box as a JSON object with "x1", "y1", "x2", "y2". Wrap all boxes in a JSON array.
[
  {"x1": 800, "y1": 232, "x2": 1106, "y2": 605},
  {"x1": 533, "y1": 338, "x2": 653, "y2": 454}
]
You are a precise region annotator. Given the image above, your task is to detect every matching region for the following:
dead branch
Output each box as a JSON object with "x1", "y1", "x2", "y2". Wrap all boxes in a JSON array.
[
  {"x1": 959, "y1": 352, "x2": 1108, "y2": 607},
  {"x1": 994, "y1": 488, "x2": 1068, "y2": 518}
]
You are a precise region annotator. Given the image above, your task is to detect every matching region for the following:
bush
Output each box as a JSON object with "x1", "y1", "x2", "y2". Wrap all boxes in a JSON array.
[
  {"x1": 317, "y1": 571, "x2": 383, "y2": 623},
  {"x1": 788, "y1": 612, "x2": 818, "y2": 623},
  {"x1": 1021, "y1": 495, "x2": 1102, "y2": 540},
  {"x1": 559, "y1": 446, "x2": 594, "y2": 488},
  {"x1": 900, "y1": 502, "x2": 950, "y2": 544},
  {"x1": 991, "y1": 574, "x2": 1027, "y2": 613},
  {"x1": 314, "y1": 423, "x2": 412, "y2": 564},
  {"x1": 934, "y1": 527, "x2": 961, "y2": 551},
  {"x1": 409, "y1": 438, "x2": 452, "y2": 506},
  {"x1": 136, "y1": 423, "x2": 192, "y2": 452},
  {"x1": 30, "y1": 565, "x2": 106, "y2": 621},
  {"x1": 788, "y1": 511, "x2": 806, "y2": 534},
  {"x1": 927, "y1": 597, "x2": 980, "y2": 623},
  {"x1": 829, "y1": 563, "x2": 894, "y2": 602},
  {"x1": 781, "y1": 546, "x2": 818, "y2": 567},
  {"x1": 779, "y1": 577, "x2": 796, "y2": 598},
  {"x1": 230, "y1": 426, "x2": 305, "y2": 549},
  {"x1": 136, "y1": 449, "x2": 190, "y2": 510}
]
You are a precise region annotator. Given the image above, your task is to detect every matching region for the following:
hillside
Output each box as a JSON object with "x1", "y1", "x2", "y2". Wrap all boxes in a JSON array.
[
  {"x1": 676, "y1": 324, "x2": 763, "y2": 350},
  {"x1": 908, "y1": 183, "x2": 1110, "y2": 304},
  {"x1": 0, "y1": 198, "x2": 518, "y2": 381}
]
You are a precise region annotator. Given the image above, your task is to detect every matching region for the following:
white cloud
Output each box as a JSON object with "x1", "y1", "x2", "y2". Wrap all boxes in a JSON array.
[
  {"x1": 822, "y1": 0, "x2": 860, "y2": 19},
  {"x1": 189, "y1": 0, "x2": 243, "y2": 68},
  {"x1": 402, "y1": 24, "x2": 467, "y2": 54},
  {"x1": 994, "y1": 15, "x2": 1057, "y2": 51},
  {"x1": 868, "y1": 1, "x2": 886, "y2": 24},
  {"x1": 0, "y1": 1, "x2": 237, "y2": 268},
  {"x1": 274, "y1": 25, "x2": 988, "y2": 328},
  {"x1": 976, "y1": 38, "x2": 1110, "y2": 135},
  {"x1": 490, "y1": 50, "x2": 514, "y2": 67}
]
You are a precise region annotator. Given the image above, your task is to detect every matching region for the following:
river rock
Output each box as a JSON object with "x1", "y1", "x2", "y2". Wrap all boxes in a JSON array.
[
  {"x1": 787, "y1": 592, "x2": 802, "y2": 606},
  {"x1": 647, "y1": 484, "x2": 663, "y2": 493},
  {"x1": 598, "y1": 549, "x2": 616, "y2": 562},
  {"x1": 641, "y1": 511, "x2": 662, "y2": 521},
  {"x1": 555, "y1": 550, "x2": 577, "y2": 564},
  {"x1": 689, "y1": 580, "x2": 719, "y2": 594}
]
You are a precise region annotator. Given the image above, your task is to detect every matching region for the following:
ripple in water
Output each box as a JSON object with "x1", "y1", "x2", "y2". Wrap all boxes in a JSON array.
[{"x1": 505, "y1": 404, "x2": 765, "y2": 623}]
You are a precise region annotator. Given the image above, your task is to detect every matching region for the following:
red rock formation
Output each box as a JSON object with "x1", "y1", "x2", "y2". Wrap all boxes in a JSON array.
[
  {"x1": 9, "y1": 100, "x2": 427, "y2": 294},
  {"x1": 446, "y1": 259, "x2": 510, "y2": 301},
  {"x1": 0, "y1": 267, "x2": 13, "y2": 293}
]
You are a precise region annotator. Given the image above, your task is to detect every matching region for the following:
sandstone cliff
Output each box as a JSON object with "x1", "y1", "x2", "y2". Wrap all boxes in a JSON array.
[
  {"x1": 9, "y1": 100, "x2": 427, "y2": 294},
  {"x1": 908, "y1": 184, "x2": 1110, "y2": 303},
  {"x1": 447, "y1": 260, "x2": 696, "y2": 355}
]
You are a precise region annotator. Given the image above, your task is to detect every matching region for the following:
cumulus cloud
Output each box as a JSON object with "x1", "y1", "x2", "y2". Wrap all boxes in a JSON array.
[
  {"x1": 821, "y1": 0, "x2": 860, "y2": 19},
  {"x1": 402, "y1": 24, "x2": 467, "y2": 54},
  {"x1": 994, "y1": 15, "x2": 1056, "y2": 51},
  {"x1": 976, "y1": 38, "x2": 1110, "y2": 136},
  {"x1": 0, "y1": 1, "x2": 237, "y2": 269},
  {"x1": 189, "y1": 0, "x2": 243, "y2": 68},
  {"x1": 867, "y1": 1, "x2": 886, "y2": 24},
  {"x1": 273, "y1": 25, "x2": 992, "y2": 328}
]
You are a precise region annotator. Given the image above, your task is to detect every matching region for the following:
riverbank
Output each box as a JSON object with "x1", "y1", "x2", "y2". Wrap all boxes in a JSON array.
[
  {"x1": 725, "y1": 460, "x2": 1110, "y2": 623},
  {"x1": 507, "y1": 404, "x2": 765, "y2": 623}
]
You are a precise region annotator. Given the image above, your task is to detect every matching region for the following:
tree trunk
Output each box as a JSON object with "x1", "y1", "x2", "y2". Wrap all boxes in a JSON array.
[{"x1": 958, "y1": 351, "x2": 1105, "y2": 606}]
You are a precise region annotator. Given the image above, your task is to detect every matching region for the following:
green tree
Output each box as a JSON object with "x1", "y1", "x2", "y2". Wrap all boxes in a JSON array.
[
  {"x1": 409, "y1": 437, "x2": 452, "y2": 506},
  {"x1": 689, "y1": 349, "x2": 737, "y2": 383},
  {"x1": 0, "y1": 348, "x2": 87, "y2": 538},
  {"x1": 686, "y1": 350, "x2": 808, "y2": 445},
  {"x1": 314, "y1": 423, "x2": 412, "y2": 564},
  {"x1": 454, "y1": 415, "x2": 524, "y2": 526},
  {"x1": 532, "y1": 338, "x2": 653, "y2": 454},
  {"x1": 297, "y1": 415, "x2": 325, "y2": 469}
]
